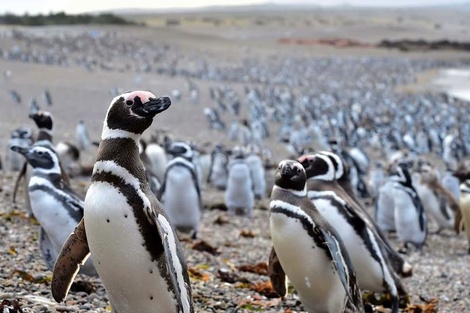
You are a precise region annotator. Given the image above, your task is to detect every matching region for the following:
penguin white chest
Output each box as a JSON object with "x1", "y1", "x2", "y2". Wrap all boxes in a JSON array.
[
  {"x1": 29, "y1": 190, "x2": 77, "y2": 251},
  {"x1": 270, "y1": 211, "x2": 345, "y2": 313},
  {"x1": 313, "y1": 198, "x2": 386, "y2": 292},
  {"x1": 84, "y1": 182, "x2": 178, "y2": 313}
]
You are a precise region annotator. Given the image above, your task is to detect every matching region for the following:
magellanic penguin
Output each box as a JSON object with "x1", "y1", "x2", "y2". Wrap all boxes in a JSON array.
[
  {"x1": 269, "y1": 159, "x2": 364, "y2": 313},
  {"x1": 158, "y1": 141, "x2": 202, "y2": 239},
  {"x1": 9, "y1": 144, "x2": 96, "y2": 276},
  {"x1": 302, "y1": 151, "x2": 412, "y2": 278},
  {"x1": 51, "y1": 91, "x2": 194, "y2": 313},
  {"x1": 245, "y1": 145, "x2": 266, "y2": 200},
  {"x1": 298, "y1": 153, "x2": 404, "y2": 313},
  {"x1": 391, "y1": 163, "x2": 428, "y2": 251},
  {"x1": 13, "y1": 111, "x2": 71, "y2": 216},
  {"x1": 413, "y1": 164, "x2": 460, "y2": 234},
  {"x1": 75, "y1": 120, "x2": 91, "y2": 151},
  {"x1": 224, "y1": 147, "x2": 255, "y2": 217},
  {"x1": 6, "y1": 126, "x2": 33, "y2": 171},
  {"x1": 207, "y1": 143, "x2": 228, "y2": 190}
]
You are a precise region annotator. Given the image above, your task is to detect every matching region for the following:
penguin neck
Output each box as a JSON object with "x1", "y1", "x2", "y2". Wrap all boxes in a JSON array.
[
  {"x1": 32, "y1": 167, "x2": 61, "y2": 177},
  {"x1": 95, "y1": 137, "x2": 147, "y2": 183},
  {"x1": 37, "y1": 129, "x2": 53, "y2": 142},
  {"x1": 101, "y1": 124, "x2": 141, "y2": 143}
]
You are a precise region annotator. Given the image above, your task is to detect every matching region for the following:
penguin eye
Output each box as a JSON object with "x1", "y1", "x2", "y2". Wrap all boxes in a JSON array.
[
  {"x1": 296, "y1": 167, "x2": 301, "y2": 174},
  {"x1": 36, "y1": 151, "x2": 44, "y2": 155},
  {"x1": 125, "y1": 100, "x2": 133, "y2": 106}
]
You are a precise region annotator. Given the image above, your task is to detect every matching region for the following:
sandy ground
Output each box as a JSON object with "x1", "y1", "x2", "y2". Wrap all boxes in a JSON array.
[{"x1": 1, "y1": 5, "x2": 470, "y2": 313}]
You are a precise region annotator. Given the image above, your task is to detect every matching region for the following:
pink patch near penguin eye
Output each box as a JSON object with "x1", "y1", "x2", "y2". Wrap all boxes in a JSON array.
[{"x1": 123, "y1": 90, "x2": 156, "y2": 104}]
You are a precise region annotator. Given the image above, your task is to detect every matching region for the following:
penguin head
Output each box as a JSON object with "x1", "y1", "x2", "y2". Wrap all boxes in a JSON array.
[
  {"x1": 167, "y1": 141, "x2": 193, "y2": 161},
  {"x1": 105, "y1": 91, "x2": 171, "y2": 135},
  {"x1": 10, "y1": 145, "x2": 60, "y2": 173},
  {"x1": 298, "y1": 153, "x2": 335, "y2": 181},
  {"x1": 318, "y1": 150, "x2": 347, "y2": 180},
  {"x1": 29, "y1": 111, "x2": 53, "y2": 131},
  {"x1": 11, "y1": 126, "x2": 33, "y2": 140},
  {"x1": 275, "y1": 160, "x2": 306, "y2": 192}
]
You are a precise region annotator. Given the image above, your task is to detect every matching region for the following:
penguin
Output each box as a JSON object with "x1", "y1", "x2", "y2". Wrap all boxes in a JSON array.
[
  {"x1": 13, "y1": 111, "x2": 70, "y2": 216},
  {"x1": 158, "y1": 141, "x2": 202, "y2": 239},
  {"x1": 6, "y1": 126, "x2": 33, "y2": 172},
  {"x1": 269, "y1": 160, "x2": 364, "y2": 313},
  {"x1": 301, "y1": 151, "x2": 412, "y2": 278},
  {"x1": 298, "y1": 153, "x2": 403, "y2": 313},
  {"x1": 375, "y1": 180, "x2": 398, "y2": 233},
  {"x1": 245, "y1": 145, "x2": 266, "y2": 200},
  {"x1": 459, "y1": 179, "x2": 470, "y2": 253},
  {"x1": 9, "y1": 144, "x2": 96, "y2": 276},
  {"x1": 391, "y1": 163, "x2": 428, "y2": 251},
  {"x1": 224, "y1": 147, "x2": 255, "y2": 217},
  {"x1": 413, "y1": 164, "x2": 460, "y2": 233},
  {"x1": 43, "y1": 89, "x2": 53, "y2": 106},
  {"x1": 9, "y1": 89, "x2": 22, "y2": 104},
  {"x1": 75, "y1": 120, "x2": 91, "y2": 151},
  {"x1": 207, "y1": 143, "x2": 229, "y2": 190},
  {"x1": 143, "y1": 140, "x2": 168, "y2": 183},
  {"x1": 138, "y1": 139, "x2": 162, "y2": 196},
  {"x1": 51, "y1": 91, "x2": 194, "y2": 313}
]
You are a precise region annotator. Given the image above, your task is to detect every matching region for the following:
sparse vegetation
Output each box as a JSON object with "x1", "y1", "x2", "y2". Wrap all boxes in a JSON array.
[{"x1": 0, "y1": 12, "x2": 141, "y2": 26}]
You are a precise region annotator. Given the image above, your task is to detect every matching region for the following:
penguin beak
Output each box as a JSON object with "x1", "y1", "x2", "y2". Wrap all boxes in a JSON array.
[
  {"x1": 281, "y1": 164, "x2": 293, "y2": 177},
  {"x1": 10, "y1": 145, "x2": 29, "y2": 155},
  {"x1": 132, "y1": 96, "x2": 171, "y2": 118}
]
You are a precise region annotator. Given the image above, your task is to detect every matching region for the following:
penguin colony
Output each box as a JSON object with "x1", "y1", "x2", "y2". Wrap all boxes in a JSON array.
[{"x1": 2, "y1": 86, "x2": 469, "y2": 313}]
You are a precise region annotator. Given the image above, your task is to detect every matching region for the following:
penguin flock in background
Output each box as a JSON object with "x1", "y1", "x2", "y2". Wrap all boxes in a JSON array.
[{"x1": 3, "y1": 86, "x2": 470, "y2": 313}]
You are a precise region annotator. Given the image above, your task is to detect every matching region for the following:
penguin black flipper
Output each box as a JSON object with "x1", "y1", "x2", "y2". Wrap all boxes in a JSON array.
[
  {"x1": 51, "y1": 218, "x2": 91, "y2": 303},
  {"x1": 39, "y1": 227, "x2": 57, "y2": 270},
  {"x1": 318, "y1": 226, "x2": 362, "y2": 310},
  {"x1": 155, "y1": 213, "x2": 193, "y2": 312},
  {"x1": 156, "y1": 172, "x2": 167, "y2": 201},
  {"x1": 12, "y1": 162, "x2": 27, "y2": 203},
  {"x1": 268, "y1": 247, "x2": 287, "y2": 297}
]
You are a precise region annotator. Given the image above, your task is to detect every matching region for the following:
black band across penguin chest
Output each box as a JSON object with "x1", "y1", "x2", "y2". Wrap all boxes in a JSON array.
[
  {"x1": 92, "y1": 170, "x2": 177, "y2": 299},
  {"x1": 270, "y1": 200, "x2": 334, "y2": 261},
  {"x1": 93, "y1": 138, "x2": 178, "y2": 298}
]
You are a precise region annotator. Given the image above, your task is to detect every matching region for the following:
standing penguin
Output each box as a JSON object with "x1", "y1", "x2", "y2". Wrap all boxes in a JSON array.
[
  {"x1": 13, "y1": 111, "x2": 63, "y2": 216},
  {"x1": 6, "y1": 126, "x2": 33, "y2": 172},
  {"x1": 298, "y1": 153, "x2": 404, "y2": 313},
  {"x1": 392, "y1": 163, "x2": 427, "y2": 251},
  {"x1": 51, "y1": 91, "x2": 194, "y2": 313},
  {"x1": 304, "y1": 151, "x2": 412, "y2": 278},
  {"x1": 413, "y1": 164, "x2": 460, "y2": 233},
  {"x1": 10, "y1": 144, "x2": 96, "y2": 276},
  {"x1": 245, "y1": 145, "x2": 266, "y2": 200},
  {"x1": 207, "y1": 143, "x2": 229, "y2": 190},
  {"x1": 269, "y1": 159, "x2": 364, "y2": 313},
  {"x1": 224, "y1": 147, "x2": 255, "y2": 217},
  {"x1": 75, "y1": 120, "x2": 91, "y2": 151},
  {"x1": 158, "y1": 141, "x2": 202, "y2": 239}
]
